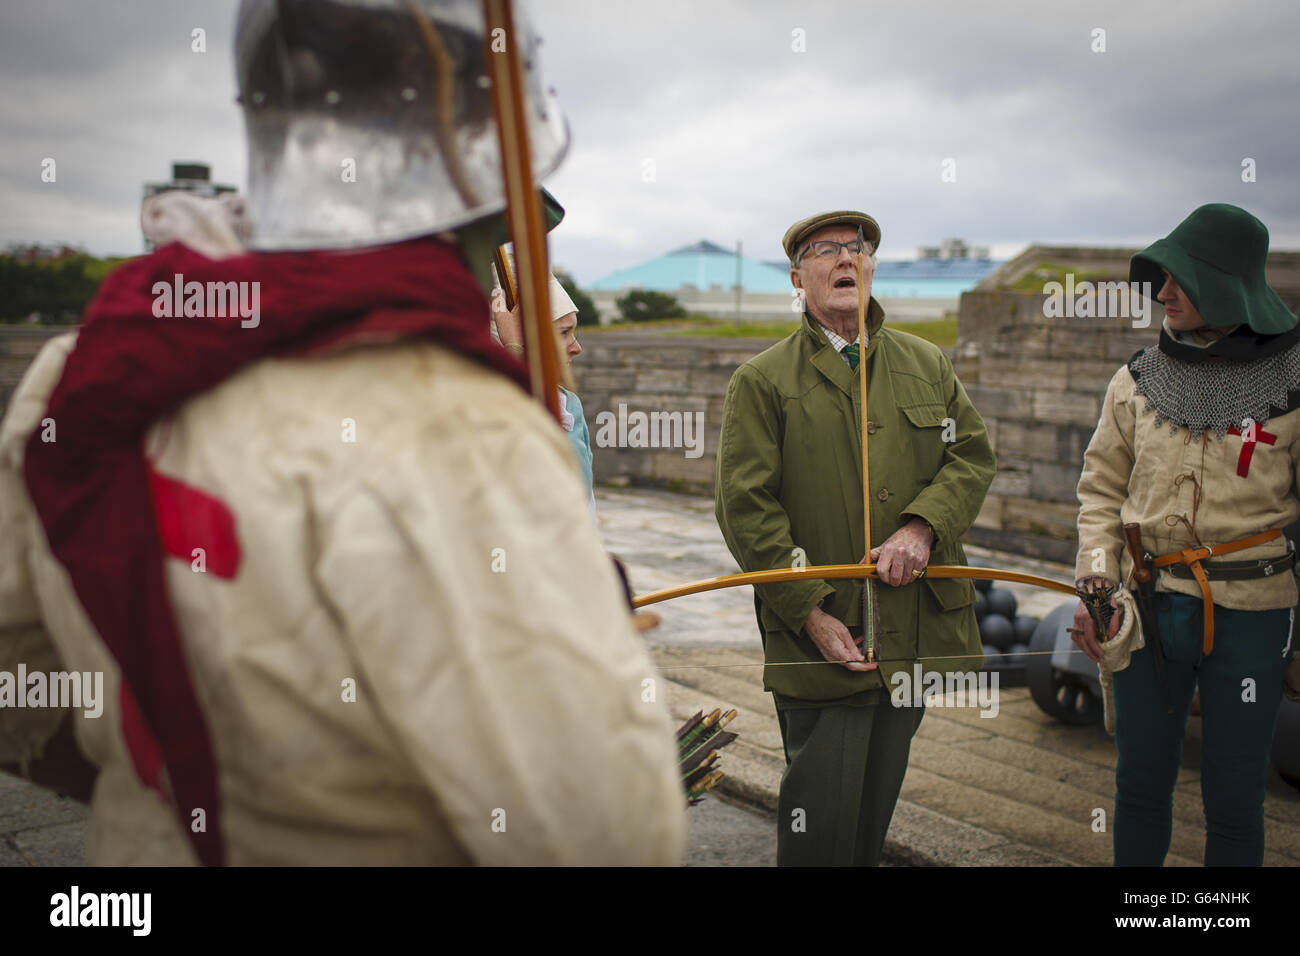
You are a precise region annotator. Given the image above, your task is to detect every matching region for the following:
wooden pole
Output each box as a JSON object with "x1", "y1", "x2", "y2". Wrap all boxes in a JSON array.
[
  {"x1": 482, "y1": 0, "x2": 562, "y2": 422},
  {"x1": 857, "y1": 246, "x2": 874, "y2": 662},
  {"x1": 857, "y1": 248, "x2": 870, "y2": 560}
]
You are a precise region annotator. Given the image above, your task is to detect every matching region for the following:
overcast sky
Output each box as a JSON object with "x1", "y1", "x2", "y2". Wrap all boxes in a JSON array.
[{"x1": 2, "y1": 0, "x2": 1297, "y2": 283}]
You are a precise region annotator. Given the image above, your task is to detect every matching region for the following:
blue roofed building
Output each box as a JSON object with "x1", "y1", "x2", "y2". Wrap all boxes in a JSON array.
[
  {"x1": 589, "y1": 240, "x2": 791, "y2": 296},
  {"x1": 586, "y1": 238, "x2": 1002, "y2": 323}
]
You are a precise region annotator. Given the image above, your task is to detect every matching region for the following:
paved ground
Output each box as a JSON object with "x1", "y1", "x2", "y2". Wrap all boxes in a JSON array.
[
  {"x1": 605, "y1": 485, "x2": 1300, "y2": 867},
  {"x1": 4, "y1": 485, "x2": 1298, "y2": 866}
]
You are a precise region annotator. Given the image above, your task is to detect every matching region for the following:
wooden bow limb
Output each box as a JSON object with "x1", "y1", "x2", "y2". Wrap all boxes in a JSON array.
[
  {"x1": 632, "y1": 563, "x2": 1079, "y2": 609},
  {"x1": 482, "y1": 0, "x2": 563, "y2": 422}
]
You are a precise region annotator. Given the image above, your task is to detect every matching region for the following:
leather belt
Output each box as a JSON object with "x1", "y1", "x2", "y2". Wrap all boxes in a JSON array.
[
  {"x1": 1163, "y1": 550, "x2": 1295, "y2": 582},
  {"x1": 1151, "y1": 530, "x2": 1285, "y2": 655}
]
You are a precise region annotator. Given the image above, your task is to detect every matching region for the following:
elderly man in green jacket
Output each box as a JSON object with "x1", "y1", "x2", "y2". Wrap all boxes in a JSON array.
[{"x1": 715, "y1": 210, "x2": 995, "y2": 866}]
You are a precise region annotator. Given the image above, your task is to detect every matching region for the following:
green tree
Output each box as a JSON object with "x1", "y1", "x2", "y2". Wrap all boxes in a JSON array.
[
  {"x1": 0, "y1": 246, "x2": 128, "y2": 324},
  {"x1": 615, "y1": 289, "x2": 687, "y2": 323},
  {"x1": 553, "y1": 268, "x2": 600, "y2": 326}
]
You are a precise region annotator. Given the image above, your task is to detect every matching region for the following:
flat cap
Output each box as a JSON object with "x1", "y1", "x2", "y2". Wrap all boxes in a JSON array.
[{"x1": 783, "y1": 210, "x2": 882, "y2": 261}]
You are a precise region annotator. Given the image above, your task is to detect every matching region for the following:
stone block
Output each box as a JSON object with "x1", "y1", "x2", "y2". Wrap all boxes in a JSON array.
[
  {"x1": 1030, "y1": 460, "x2": 1083, "y2": 504},
  {"x1": 635, "y1": 367, "x2": 691, "y2": 394},
  {"x1": 576, "y1": 344, "x2": 623, "y2": 365},
  {"x1": 630, "y1": 347, "x2": 705, "y2": 368},
  {"x1": 989, "y1": 468, "x2": 1030, "y2": 498},
  {"x1": 689, "y1": 366, "x2": 738, "y2": 397},
  {"x1": 1046, "y1": 328, "x2": 1108, "y2": 360},
  {"x1": 972, "y1": 493, "x2": 1005, "y2": 531},
  {"x1": 1003, "y1": 498, "x2": 1080, "y2": 541},
  {"x1": 1058, "y1": 423, "x2": 1097, "y2": 464},
  {"x1": 951, "y1": 355, "x2": 979, "y2": 384},
  {"x1": 573, "y1": 369, "x2": 631, "y2": 393},
  {"x1": 713, "y1": 348, "x2": 770, "y2": 366},
  {"x1": 1104, "y1": 331, "x2": 1152, "y2": 362},
  {"x1": 965, "y1": 386, "x2": 1029, "y2": 421},
  {"x1": 981, "y1": 358, "x2": 1066, "y2": 391},
  {"x1": 651, "y1": 451, "x2": 715, "y2": 487},
  {"x1": 996, "y1": 420, "x2": 1058, "y2": 462},
  {"x1": 1067, "y1": 360, "x2": 1123, "y2": 395},
  {"x1": 983, "y1": 418, "x2": 998, "y2": 454},
  {"x1": 1032, "y1": 390, "x2": 1099, "y2": 427},
  {"x1": 985, "y1": 327, "x2": 1052, "y2": 359}
]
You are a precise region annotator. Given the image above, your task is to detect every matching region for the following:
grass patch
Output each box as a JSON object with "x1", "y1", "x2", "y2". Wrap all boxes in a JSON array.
[
  {"x1": 1010, "y1": 263, "x2": 1109, "y2": 293},
  {"x1": 674, "y1": 321, "x2": 801, "y2": 340},
  {"x1": 675, "y1": 316, "x2": 959, "y2": 348},
  {"x1": 583, "y1": 314, "x2": 722, "y2": 332},
  {"x1": 587, "y1": 315, "x2": 959, "y2": 350},
  {"x1": 888, "y1": 318, "x2": 959, "y2": 349}
]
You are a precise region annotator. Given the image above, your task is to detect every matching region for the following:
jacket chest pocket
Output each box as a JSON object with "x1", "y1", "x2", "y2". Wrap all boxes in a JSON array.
[{"x1": 896, "y1": 402, "x2": 950, "y2": 489}]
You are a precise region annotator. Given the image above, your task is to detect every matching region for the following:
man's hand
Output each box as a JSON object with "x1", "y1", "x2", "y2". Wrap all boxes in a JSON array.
[
  {"x1": 804, "y1": 606, "x2": 877, "y2": 672},
  {"x1": 492, "y1": 299, "x2": 524, "y2": 350},
  {"x1": 869, "y1": 518, "x2": 934, "y2": 587},
  {"x1": 1069, "y1": 577, "x2": 1122, "y2": 663}
]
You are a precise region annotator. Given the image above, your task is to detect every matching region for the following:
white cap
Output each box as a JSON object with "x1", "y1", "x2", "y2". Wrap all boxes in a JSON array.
[{"x1": 548, "y1": 274, "x2": 578, "y2": 322}]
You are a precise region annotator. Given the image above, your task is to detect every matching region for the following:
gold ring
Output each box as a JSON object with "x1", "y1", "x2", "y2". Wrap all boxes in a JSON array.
[{"x1": 911, "y1": 569, "x2": 923, "y2": 579}]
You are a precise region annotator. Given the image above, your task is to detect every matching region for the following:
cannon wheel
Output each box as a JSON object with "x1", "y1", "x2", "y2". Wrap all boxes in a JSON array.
[
  {"x1": 1272, "y1": 697, "x2": 1300, "y2": 794},
  {"x1": 1026, "y1": 603, "x2": 1103, "y2": 726}
]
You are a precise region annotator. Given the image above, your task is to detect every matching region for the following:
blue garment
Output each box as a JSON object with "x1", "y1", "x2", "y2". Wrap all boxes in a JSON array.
[
  {"x1": 561, "y1": 388, "x2": 594, "y2": 494},
  {"x1": 1112, "y1": 592, "x2": 1291, "y2": 866}
]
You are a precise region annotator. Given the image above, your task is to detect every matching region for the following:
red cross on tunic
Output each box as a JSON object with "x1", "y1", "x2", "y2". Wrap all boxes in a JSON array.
[{"x1": 1226, "y1": 423, "x2": 1277, "y2": 477}]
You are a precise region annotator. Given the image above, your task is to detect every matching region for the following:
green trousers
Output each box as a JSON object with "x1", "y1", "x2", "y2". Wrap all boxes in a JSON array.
[{"x1": 774, "y1": 693, "x2": 925, "y2": 866}]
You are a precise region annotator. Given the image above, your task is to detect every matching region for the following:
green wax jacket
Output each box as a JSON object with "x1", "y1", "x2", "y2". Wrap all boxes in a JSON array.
[{"x1": 714, "y1": 306, "x2": 996, "y2": 701}]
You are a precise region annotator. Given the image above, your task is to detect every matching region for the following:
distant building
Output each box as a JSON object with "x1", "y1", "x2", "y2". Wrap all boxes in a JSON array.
[
  {"x1": 141, "y1": 162, "x2": 237, "y2": 250},
  {"x1": 589, "y1": 238, "x2": 1001, "y2": 323},
  {"x1": 4, "y1": 243, "x2": 84, "y2": 263},
  {"x1": 589, "y1": 240, "x2": 790, "y2": 295},
  {"x1": 918, "y1": 237, "x2": 991, "y2": 260}
]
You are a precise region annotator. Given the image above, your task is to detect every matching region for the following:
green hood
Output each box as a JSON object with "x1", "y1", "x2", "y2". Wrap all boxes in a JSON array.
[{"x1": 1130, "y1": 203, "x2": 1296, "y2": 334}]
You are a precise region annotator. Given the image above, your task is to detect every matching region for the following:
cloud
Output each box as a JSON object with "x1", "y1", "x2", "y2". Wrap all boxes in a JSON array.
[{"x1": 2, "y1": 0, "x2": 1296, "y2": 281}]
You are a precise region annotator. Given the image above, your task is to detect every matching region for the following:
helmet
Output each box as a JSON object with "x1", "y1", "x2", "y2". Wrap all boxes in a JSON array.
[{"x1": 235, "y1": 0, "x2": 569, "y2": 250}]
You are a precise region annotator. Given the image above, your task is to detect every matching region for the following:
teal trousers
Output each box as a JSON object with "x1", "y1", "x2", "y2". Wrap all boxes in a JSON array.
[
  {"x1": 1113, "y1": 592, "x2": 1292, "y2": 866},
  {"x1": 774, "y1": 693, "x2": 925, "y2": 866}
]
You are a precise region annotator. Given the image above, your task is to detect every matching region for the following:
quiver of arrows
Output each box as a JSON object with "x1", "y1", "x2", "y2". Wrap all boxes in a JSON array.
[{"x1": 676, "y1": 708, "x2": 738, "y2": 805}]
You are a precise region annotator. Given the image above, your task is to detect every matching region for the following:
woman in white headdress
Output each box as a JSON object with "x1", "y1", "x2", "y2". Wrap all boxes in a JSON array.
[{"x1": 492, "y1": 274, "x2": 595, "y2": 511}]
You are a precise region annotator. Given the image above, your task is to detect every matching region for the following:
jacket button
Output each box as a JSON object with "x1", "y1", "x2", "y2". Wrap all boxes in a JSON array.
[
  {"x1": 866, "y1": 421, "x2": 878, "y2": 434},
  {"x1": 877, "y1": 487, "x2": 889, "y2": 501}
]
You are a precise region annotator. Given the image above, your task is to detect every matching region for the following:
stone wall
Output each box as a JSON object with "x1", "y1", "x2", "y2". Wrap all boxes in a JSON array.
[
  {"x1": 575, "y1": 295, "x2": 1161, "y2": 563},
  {"x1": 572, "y1": 333, "x2": 767, "y2": 491},
  {"x1": 953, "y1": 290, "x2": 1157, "y2": 562},
  {"x1": 0, "y1": 312, "x2": 1173, "y2": 567}
]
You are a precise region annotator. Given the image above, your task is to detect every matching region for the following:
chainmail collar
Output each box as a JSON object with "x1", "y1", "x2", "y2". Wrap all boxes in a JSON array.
[{"x1": 1129, "y1": 332, "x2": 1300, "y2": 438}]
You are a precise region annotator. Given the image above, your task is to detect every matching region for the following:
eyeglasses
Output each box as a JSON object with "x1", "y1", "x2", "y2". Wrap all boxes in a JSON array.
[{"x1": 799, "y1": 239, "x2": 868, "y2": 262}]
